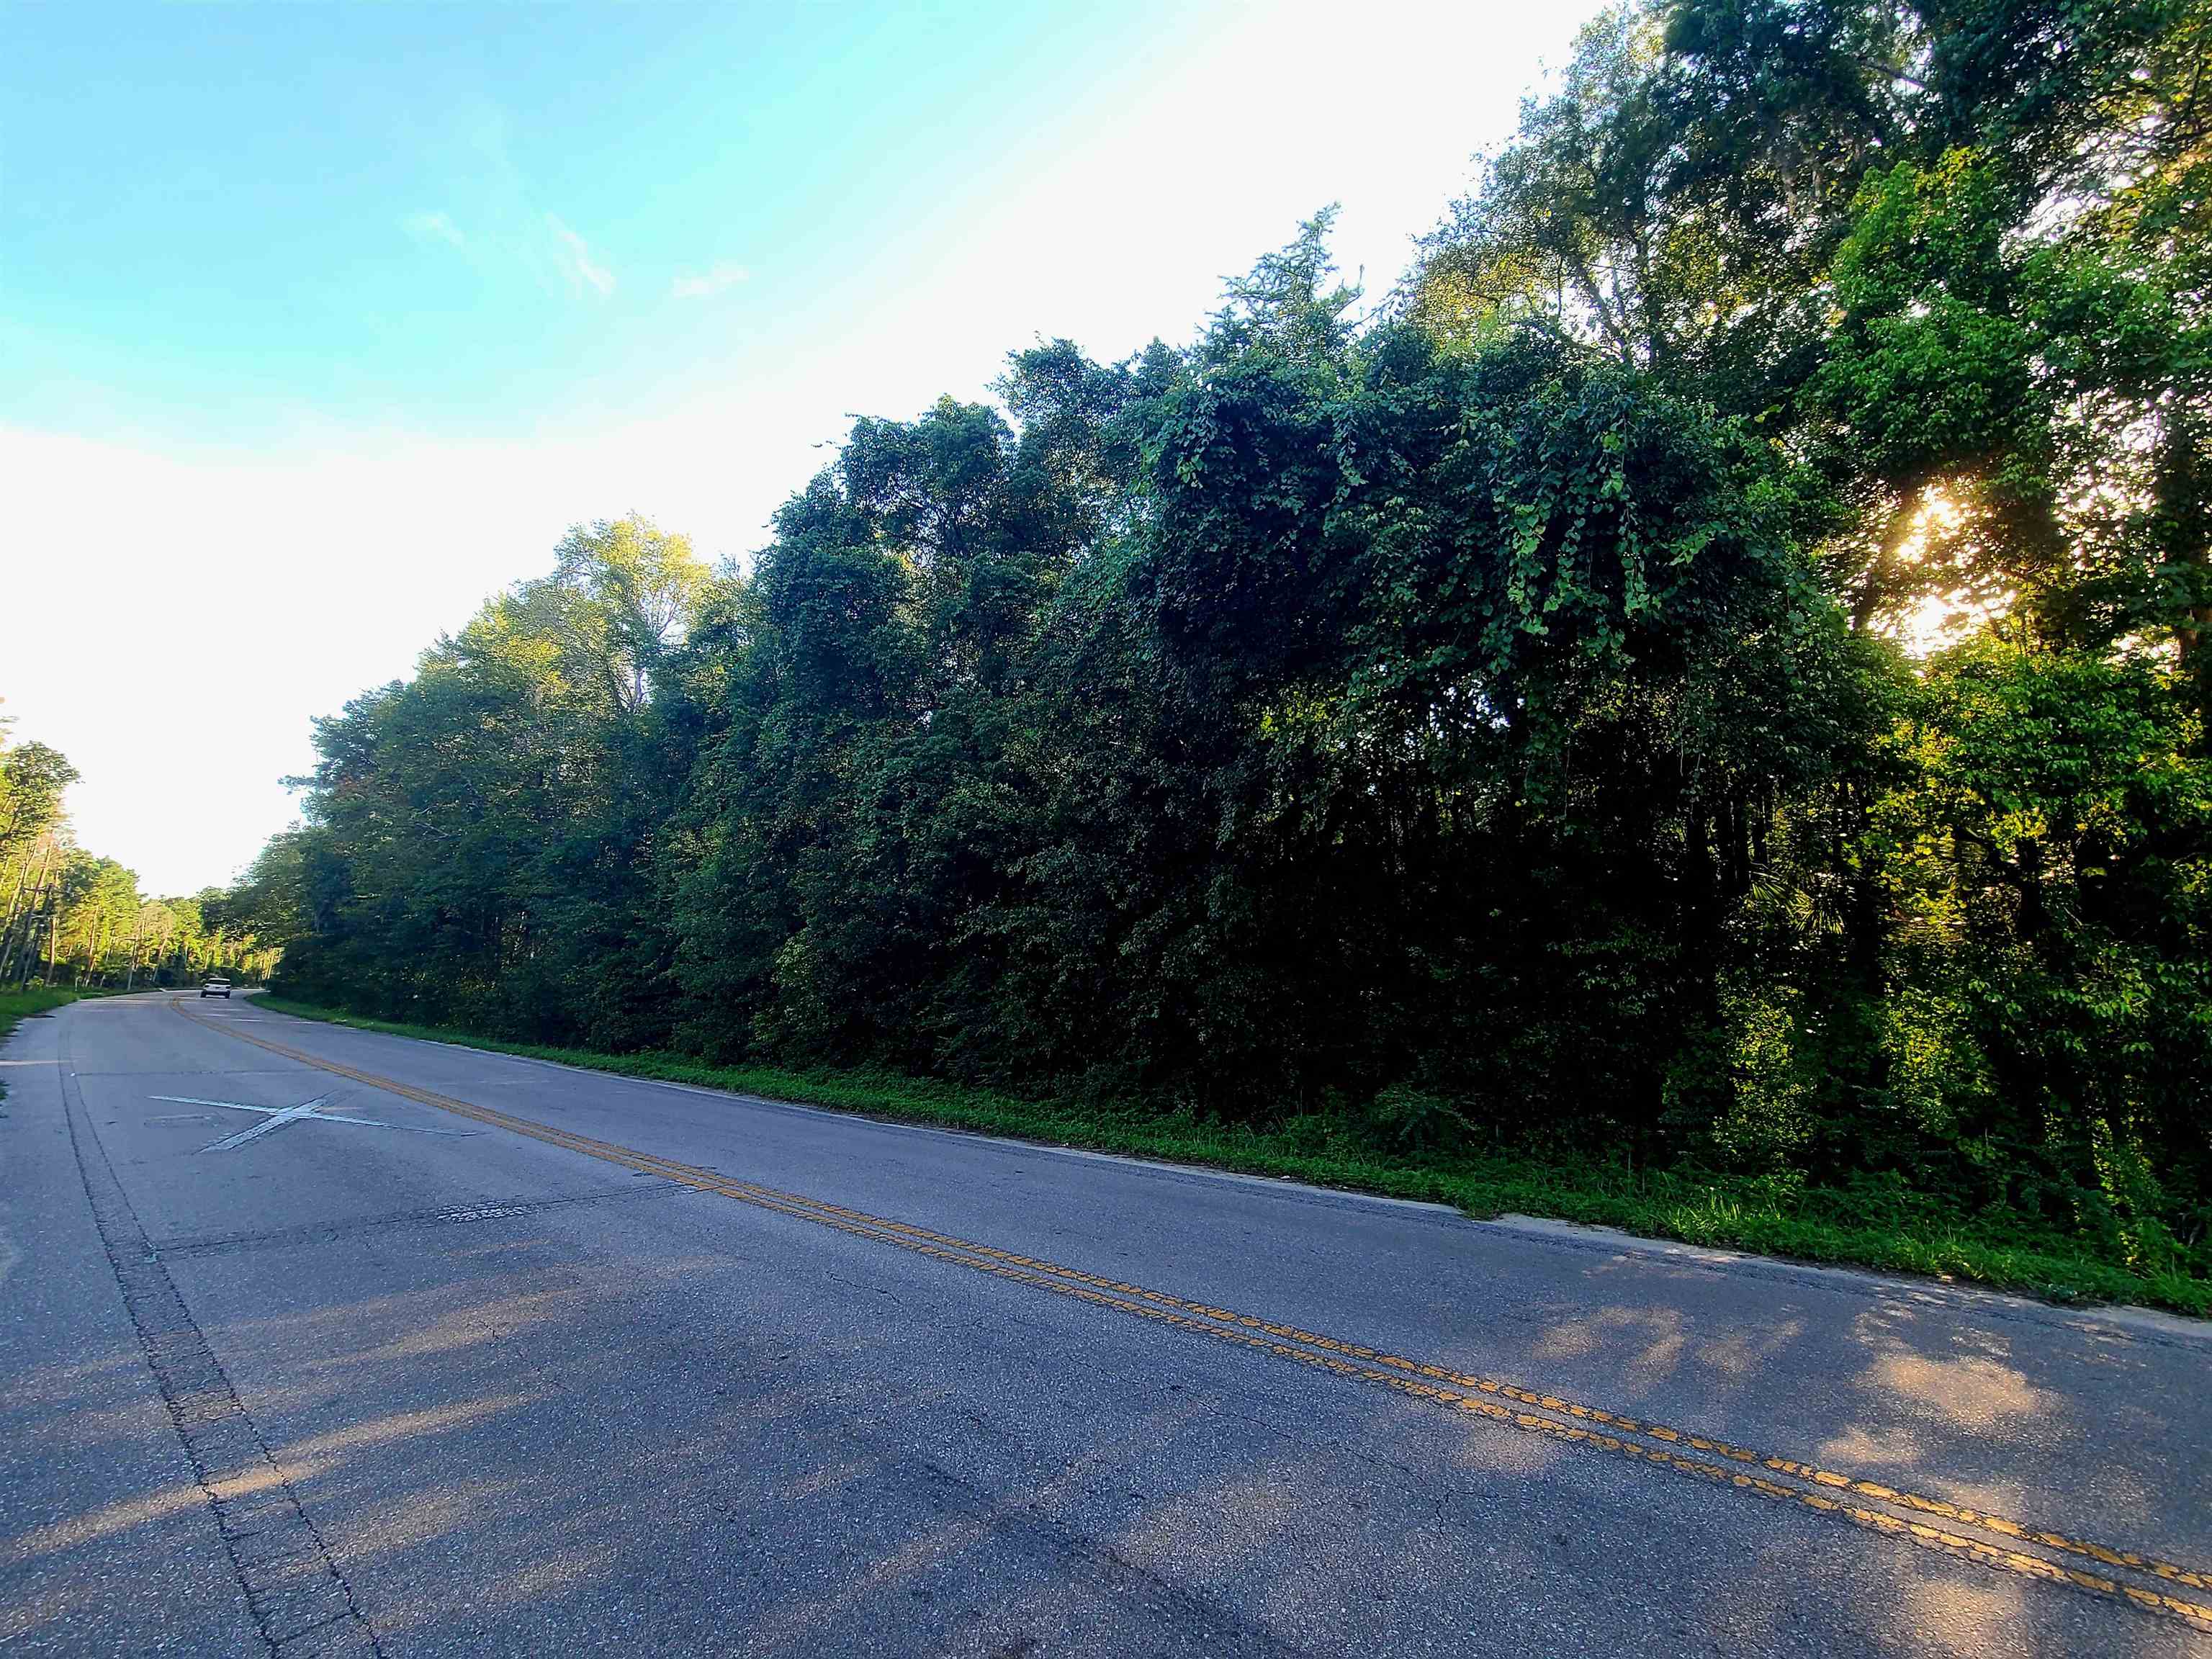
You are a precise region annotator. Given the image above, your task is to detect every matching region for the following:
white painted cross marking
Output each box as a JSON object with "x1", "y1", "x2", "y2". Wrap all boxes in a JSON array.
[{"x1": 148, "y1": 1094, "x2": 480, "y2": 1154}]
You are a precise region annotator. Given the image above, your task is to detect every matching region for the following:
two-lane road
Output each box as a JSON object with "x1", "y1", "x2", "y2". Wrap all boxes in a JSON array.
[{"x1": 4, "y1": 992, "x2": 2208, "y2": 1655}]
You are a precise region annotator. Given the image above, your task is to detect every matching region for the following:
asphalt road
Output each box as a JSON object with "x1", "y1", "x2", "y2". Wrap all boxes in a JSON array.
[{"x1": 3, "y1": 993, "x2": 2208, "y2": 1657}]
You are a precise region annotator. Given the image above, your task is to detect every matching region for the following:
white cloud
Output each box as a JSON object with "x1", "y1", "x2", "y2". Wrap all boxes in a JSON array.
[
  {"x1": 6, "y1": 0, "x2": 1607, "y2": 897},
  {"x1": 672, "y1": 260, "x2": 750, "y2": 300},
  {"x1": 0, "y1": 398, "x2": 834, "y2": 894},
  {"x1": 403, "y1": 210, "x2": 465, "y2": 248},
  {"x1": 547, "y1": 214, "x2": 614, "y2": 296}
]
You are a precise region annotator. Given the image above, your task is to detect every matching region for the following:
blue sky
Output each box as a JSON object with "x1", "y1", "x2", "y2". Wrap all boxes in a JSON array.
[
  {"x1": 8, "y1": 4, "x2": 1187, "y2": 444},
  {"x1": 3, "y1": 1, "x2": 1599, "y2": 894}
]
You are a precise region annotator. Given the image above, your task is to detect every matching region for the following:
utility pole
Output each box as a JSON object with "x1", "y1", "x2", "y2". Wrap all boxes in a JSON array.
[
  {"x1": 11, "y1": 879, "x2": 51, "y2": 991},
  {"x1": 0, "y1": 840, "x2": 52, "y2": 984},
  {"x1": 0, "y1": 845, "x2": 26, "y2": 938}
]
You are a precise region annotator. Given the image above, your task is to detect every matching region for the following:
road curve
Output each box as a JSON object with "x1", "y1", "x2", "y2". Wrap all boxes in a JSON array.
[{"x1": 2, "y1": 992, "x2": 2207, "y2": 1656}]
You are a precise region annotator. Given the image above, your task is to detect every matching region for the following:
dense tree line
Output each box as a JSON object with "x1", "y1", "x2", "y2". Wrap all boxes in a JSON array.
[
  {"x1": 0, "y1": 712, "x2": 272, "y2": 989},
  {"x1": 238, "y1": 0, "x2": 2212, "y2": 1258}
]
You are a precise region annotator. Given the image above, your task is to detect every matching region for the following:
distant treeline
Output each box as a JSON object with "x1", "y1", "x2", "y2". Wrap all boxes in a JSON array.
[
  {"x1": 230, "y1": 0, "x2": 2212, "y2": 1257},
  {"x1": 0, "y1": 718, "x2": 272, "y2": 989}
]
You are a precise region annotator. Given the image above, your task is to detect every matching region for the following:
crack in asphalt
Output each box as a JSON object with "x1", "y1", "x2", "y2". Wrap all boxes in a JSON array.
[
  {"x1": 148, "y1": 1180, "x2": 688, "y2": 1259},
  {"x1": 58, "y1": 1023, "x2": 383, "y2": 1658},
  {"x1": 174, "y1": 998, "x2": 2212, "y2": 1641}
]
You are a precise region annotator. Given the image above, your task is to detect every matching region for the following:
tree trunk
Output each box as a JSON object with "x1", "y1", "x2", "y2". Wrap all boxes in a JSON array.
[
  {"x1": 0, "y1": 842, "x2": 52, "y2": 984},
  {"x1": 2156, "y1": 407, "x2": 2212, "y2": 735},
  {"x1": 9, "y1": 884, "x2": 45, "y2": 991},
  {"x1": 0, "y1": 843, "x2": 31, "y2": 935}
]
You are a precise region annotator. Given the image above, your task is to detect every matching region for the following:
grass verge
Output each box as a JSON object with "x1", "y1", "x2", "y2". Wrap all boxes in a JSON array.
[
  {"x1": 258, "y1": 996, "x2": 2209, "y2": 1318},
  {"x1": 0, "y1": 989, "x2": 78, "y2": 1104},
  {"x1": 0, "y1": 985, "x2": 78, "y2": 1039}
]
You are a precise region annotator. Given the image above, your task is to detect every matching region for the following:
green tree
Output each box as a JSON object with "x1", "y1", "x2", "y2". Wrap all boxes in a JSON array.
[{"x1": 217, "y1": 3, "x2": 2212, "y2": 1265}]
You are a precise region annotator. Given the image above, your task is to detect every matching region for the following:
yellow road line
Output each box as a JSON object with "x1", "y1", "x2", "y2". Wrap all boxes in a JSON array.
[
  {"x1": 174, "y1": 1001, "x2": 2212, "y2": 1635},
  {"x1": 658, "y1": 1188, "x2": 2212, "y2": 1597}
]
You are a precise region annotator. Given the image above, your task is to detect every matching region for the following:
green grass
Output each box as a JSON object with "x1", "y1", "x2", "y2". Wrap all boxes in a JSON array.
[
  {"x1": 258, "y1": 996, "x2": 2211, "y2": 1318},
  {"x1": 0, "y1": 985, "x2": 78, "y2": 1037},
  {"x1": 0, "y1": 987, "x2": 78, "y2": 1105}
]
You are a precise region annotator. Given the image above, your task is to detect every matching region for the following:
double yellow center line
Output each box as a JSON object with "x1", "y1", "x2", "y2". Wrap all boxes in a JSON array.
[{"x1": 174, "y1": 1001, "x2": 2212, "y2": 1636}]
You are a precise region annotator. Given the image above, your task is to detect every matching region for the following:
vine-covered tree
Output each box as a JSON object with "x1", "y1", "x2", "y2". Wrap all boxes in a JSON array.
[{"x1": 236, "y1": 0, "x2": 2212, "y2": 1267}]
